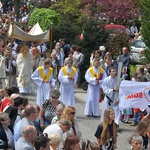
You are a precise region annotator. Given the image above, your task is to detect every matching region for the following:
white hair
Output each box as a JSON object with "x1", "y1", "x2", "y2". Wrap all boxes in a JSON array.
[{"x1": 49, "y1": 132, "x2": 61, "y2": 145}]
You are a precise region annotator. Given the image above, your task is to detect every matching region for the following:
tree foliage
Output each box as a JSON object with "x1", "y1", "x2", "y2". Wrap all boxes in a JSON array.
[
  {"x1": 52, "y1": 21, "x2": 79, "y2": 45},
  {"x1": 75, "y1": 19, "x2": 110, "y2": 70},
  {"x1": 140, "y1": 0, "x2": 150, "y2": 63},
  {"x1": 73, "y1": 19, "x2": 110, "y2": 82},
  {"x1": 107, "y1": 30, "x2": 130, "y2": 60},
  {"x1": 35, "y1": 0, "x2": 54, "y2": 8},
  {"x1": 28, "y1": 8, "x2": 59, "y2": 31},
  {"x1": 50, "y1": 0, "x2": 87, "y2": 31},
  {"x1": 81, "y1": 0, "x2": 140, "y2": 24}
]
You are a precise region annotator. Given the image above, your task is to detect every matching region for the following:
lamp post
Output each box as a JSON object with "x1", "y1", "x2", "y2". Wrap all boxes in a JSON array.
[{"x1": 50, "y1": 22, "x2": 53, "y2": 53}]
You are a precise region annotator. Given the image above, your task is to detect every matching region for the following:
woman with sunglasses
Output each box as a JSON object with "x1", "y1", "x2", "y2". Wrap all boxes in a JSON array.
[
  {"x1": 39, "y1": 89, "x2": 62, "y2": 129},
  {"x1": 61, "y1": 106, "x2": 82, "y2": 143}
]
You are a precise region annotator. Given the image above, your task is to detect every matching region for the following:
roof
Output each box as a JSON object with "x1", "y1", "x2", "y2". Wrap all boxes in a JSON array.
[{"x1": 8, "y1": 22, "x2": 50, "y2": 42}]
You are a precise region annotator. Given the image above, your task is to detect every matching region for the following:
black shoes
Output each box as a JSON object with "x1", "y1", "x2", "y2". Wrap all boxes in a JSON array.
[
  {"x1": 86, "y1": 114, "x2": 98, "y2": 118},
  {"x1": 117, "y1": 125, "x2": 122, "y2": 133}
]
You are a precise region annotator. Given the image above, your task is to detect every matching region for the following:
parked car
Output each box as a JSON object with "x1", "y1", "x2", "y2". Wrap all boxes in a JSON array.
[
  {"x1": 130, "y1": 39, "x2": 146, "y2": 64},
  {"x1": 105, "y1": 24, "x2": 126, "y2": 32}
]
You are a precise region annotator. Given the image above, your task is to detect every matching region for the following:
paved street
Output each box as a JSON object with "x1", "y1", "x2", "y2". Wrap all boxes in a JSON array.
[{"x1": 27, "y1": 88, "x2": 136, "y2": 150}]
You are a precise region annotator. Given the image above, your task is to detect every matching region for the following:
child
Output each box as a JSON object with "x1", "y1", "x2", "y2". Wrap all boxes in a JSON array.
[
  {"x1": 94, "y1": 108, "x2": 117, "y2": 149},
  {"x1": 121, "y1": 67, "x2": 132, "y2": 123}
]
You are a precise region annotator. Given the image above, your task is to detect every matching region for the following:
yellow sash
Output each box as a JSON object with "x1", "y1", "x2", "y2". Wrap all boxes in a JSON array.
[
  {"x1": 38, "y1": 66, "x2": 53, "y2": 82},
  {"x1": 89, "y1": 67, "x2": 103, "y2": 78},
  {"x1": 62, "y1": 66, "x2": 76, "y2": 77}
]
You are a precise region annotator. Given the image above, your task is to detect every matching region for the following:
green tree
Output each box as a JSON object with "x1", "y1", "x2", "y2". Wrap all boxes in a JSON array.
[
  {"x1": 107, "y1": 30, "x2": 130, "y2": 60},
  {"x1": 140, "y1": 0, "x2": 150, "y2": 63},
  {"x1": 28, "y1": 8, "x2": 59, "y2": 31},
  {"x1": 74, "y1": 19, "x2": 110, "y2": 82},
  {"x1": 52, "y1": 21, "x2": 79, "y2": 45},
  {"x1": 50, "y1": 0, "x2": 87, "y2": 46},
  {"x1": 50, "y1": 0, "x2": 87, "y2": 31}
]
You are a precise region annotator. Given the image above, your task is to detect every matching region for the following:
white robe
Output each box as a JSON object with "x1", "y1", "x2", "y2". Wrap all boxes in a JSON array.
[
  {"x1": 16, "y1": 53, "x2": 33, "y2": 93},
  {"x1": 31, "y1": 66, "x2": 55, "y2": 106},
  {"x1": 0, "y1": 55, "x2": 6, "y2": 79},
  {"x1": 0, "y1": 55, "x2": 6, "y2": 88},
  {"x1": 100, "y1": 76, "x2": 121, "y2": 125},
  {"x1": 58, "y1": 66, "x2": 78, "y2": 106},
  {"x1": 84, "y1": 67, "x2": 107, "y2": 116}
]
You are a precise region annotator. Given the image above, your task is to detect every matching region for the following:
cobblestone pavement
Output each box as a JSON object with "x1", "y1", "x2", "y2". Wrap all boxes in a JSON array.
[{"x1": 27, "y1": 88, "x2": 136, "y2": 150}]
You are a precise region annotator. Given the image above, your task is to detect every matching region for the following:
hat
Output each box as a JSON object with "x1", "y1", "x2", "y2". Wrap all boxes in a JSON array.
[
  {"x1": 99, "y1": 46, "x2": 106, "y2": 51},
  {"x1": 50, "y1": 89, "x2": 60, "y2": 98}
]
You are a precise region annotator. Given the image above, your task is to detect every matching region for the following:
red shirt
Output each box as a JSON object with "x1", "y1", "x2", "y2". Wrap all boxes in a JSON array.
[
  {"x1": 0, "y1": 97, "x2": 11, "y2": 112},
  {"x1": 133, "y1": 108, "x2": 140, "y2": 113}
]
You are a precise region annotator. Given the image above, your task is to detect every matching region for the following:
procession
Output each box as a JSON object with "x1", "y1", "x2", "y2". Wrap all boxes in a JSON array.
[{"x1": 0, "y1": 0, "x2": 150, "y2": 150}]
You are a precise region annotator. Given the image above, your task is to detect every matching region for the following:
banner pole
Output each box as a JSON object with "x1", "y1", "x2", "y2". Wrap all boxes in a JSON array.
[{"x1": 114, "y1": 61, "x2": 122, "y2": 104}]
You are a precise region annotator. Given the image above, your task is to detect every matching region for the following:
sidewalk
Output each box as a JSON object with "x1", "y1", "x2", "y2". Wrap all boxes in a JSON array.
[
  {"x1": 74, "y1": 88, "x2": 135, "y2": 150},
  {"x1": 13, "y1": 87, "x2": 135, "y2": 150}
]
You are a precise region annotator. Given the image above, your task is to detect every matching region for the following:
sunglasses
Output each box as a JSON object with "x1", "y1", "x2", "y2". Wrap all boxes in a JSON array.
[
  {"x1": 52, "y1": 97, "x2": 58, "y2": 100},
  {"x1": 70, "y1": 112, "x2": 76, "y2": 115}
]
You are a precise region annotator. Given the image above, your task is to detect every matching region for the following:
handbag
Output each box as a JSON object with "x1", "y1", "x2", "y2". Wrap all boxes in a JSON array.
[{"x1": 0, "y1": 139, "x2": 8, "y2": 149}]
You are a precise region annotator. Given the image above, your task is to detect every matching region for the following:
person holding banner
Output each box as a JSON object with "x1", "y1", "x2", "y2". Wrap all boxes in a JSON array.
[
  {"x1": 121, "y1": 67, "x2": 132, "y2": 124},
  {"x1": 100, "y1": 67, "x2": 121, "y2": 131},
  {"x1": 84, "y1": 58, "x2": 107, "y2": 117},
  {"x1": 130, "y1": 66, "x2": 148, "y2": 126}
]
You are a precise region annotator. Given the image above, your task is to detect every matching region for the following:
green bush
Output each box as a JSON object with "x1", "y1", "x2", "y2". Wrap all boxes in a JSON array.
[
  {"x1": 130, "y1": 64, "x2": 138, "y2": 77},
  {"x1": 28, "y1": 8, "x2": 59, "y2": 31}
]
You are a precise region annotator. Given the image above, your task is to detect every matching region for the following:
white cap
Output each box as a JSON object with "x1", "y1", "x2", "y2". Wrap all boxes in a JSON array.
[{"x1": 99, "y1": 46, "x2": 106, "y2": 51}]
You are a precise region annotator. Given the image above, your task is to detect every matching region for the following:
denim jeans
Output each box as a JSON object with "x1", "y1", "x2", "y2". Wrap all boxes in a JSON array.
[{"x1": 132, "y1": 111, "x2": 142, "y2": 123}]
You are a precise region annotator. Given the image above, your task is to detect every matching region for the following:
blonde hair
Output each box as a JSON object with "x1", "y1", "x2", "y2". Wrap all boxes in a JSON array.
[
  {"x1": 0, "y1": 89, "x2": 6, "y2": 97},
  {"x1": 49, "y1": 133, "x2": 61, "y2": 145},
  {"x1": 61, "y1": 106, "x2": 76, "y2": 123},
  {"x1": 44, "y1": 58, "x2": 51, "y2": 65},
  {"x1": 104, "y1": 52, "x2": 112, "y2": 62},
  {"x1": 0, "y1": 112, "x2": 9, "y2": 121}
]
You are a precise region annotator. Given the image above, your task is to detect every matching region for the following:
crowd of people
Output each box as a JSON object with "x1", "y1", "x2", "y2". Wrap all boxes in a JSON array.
[
  {"x1": 0, "y1": 38, "x2": 150, "y2": 150},
  {"x1": 0, "y1": 86, "x2": 102, "y2": 150},
  {"x1": 0, "y1": 2, "x2": 150, "y2": 150}
]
